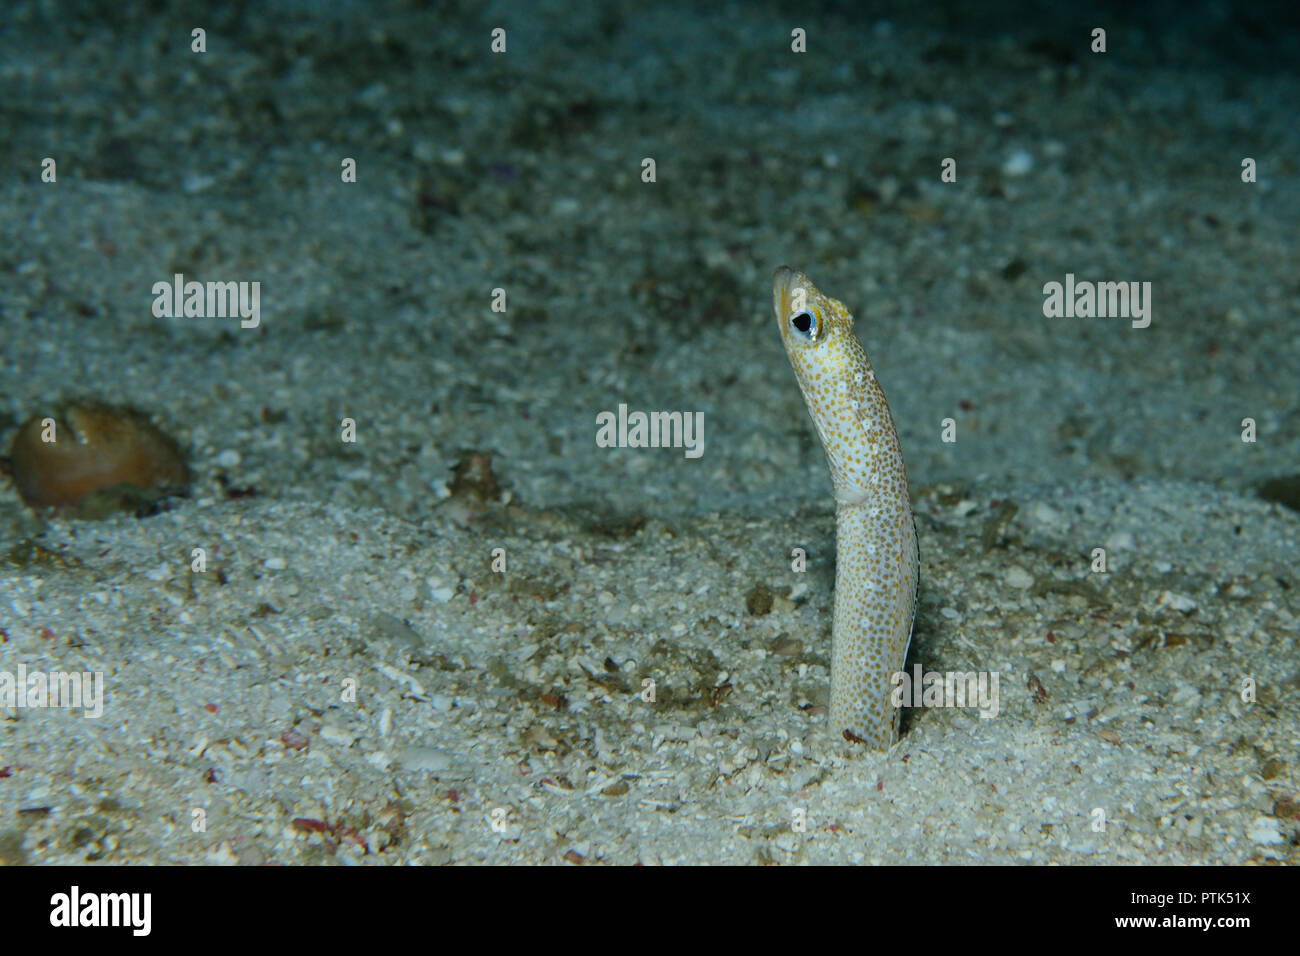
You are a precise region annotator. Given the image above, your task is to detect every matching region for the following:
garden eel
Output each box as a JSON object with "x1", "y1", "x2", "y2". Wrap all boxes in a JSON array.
[{"x1": 774, "y1": 266, "x2": 919, "y2": 748}]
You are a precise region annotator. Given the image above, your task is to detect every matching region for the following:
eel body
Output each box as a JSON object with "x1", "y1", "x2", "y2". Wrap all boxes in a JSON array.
[{"x1": 773, "y1": 266, "x2": 919, "y2": 747}]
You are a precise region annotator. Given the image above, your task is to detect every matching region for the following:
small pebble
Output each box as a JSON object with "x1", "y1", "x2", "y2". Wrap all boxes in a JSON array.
[
  {"x1": 1155, "y1": 590, "x2": 1197, "y2": 613},
  {"x1": 1246, "y1": 816, "x2": 1283, "y2": 845},
  {"x1": 1106, "y1": 531, "x2": 1136, "y2": 551},
  {"x1": 318, "y1": 724, "x2": 357, "y2": 747},
  {"x1": 745, "y1": 585, "x2": 774, "y2": 616},
  {"x1": 1002, "y1": 149, "x2": 1034, "y2": 176},
  {"x1": 398, "y1": 746, "x2": 452, "y2": 773},
  {"x1": 1028, "y1": 501, "x2": 1064, "y2": 529},
  {"x1": 1005, "y1": 566, "x2": 1034, "y2": 589}
]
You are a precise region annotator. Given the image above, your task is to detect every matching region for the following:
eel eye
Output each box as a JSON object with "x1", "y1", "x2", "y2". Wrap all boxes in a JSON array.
[{"x1": 790, "y1": 309, "x2": 819, "y2": 341}]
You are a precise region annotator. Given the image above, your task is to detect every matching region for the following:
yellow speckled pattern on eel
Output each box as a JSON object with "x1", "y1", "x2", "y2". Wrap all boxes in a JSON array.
[{"x1": 774, "y1": 266, "x2": 919, "y2": 748}]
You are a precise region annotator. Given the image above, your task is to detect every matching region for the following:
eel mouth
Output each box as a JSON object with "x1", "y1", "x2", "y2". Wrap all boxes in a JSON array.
[{"x1": 772, "y1": 265, "x2": 799, "y2": 324}]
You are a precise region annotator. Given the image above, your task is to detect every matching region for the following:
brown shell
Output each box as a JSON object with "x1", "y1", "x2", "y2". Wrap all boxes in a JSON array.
[{"x1": 5, "y1": 403, "x2": 189, "y2": 509}]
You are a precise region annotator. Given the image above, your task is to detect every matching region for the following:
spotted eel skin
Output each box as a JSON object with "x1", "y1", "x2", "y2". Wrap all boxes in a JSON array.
[{"x1": 774, "y1": 266, "x2": 919, "y2": 748}]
